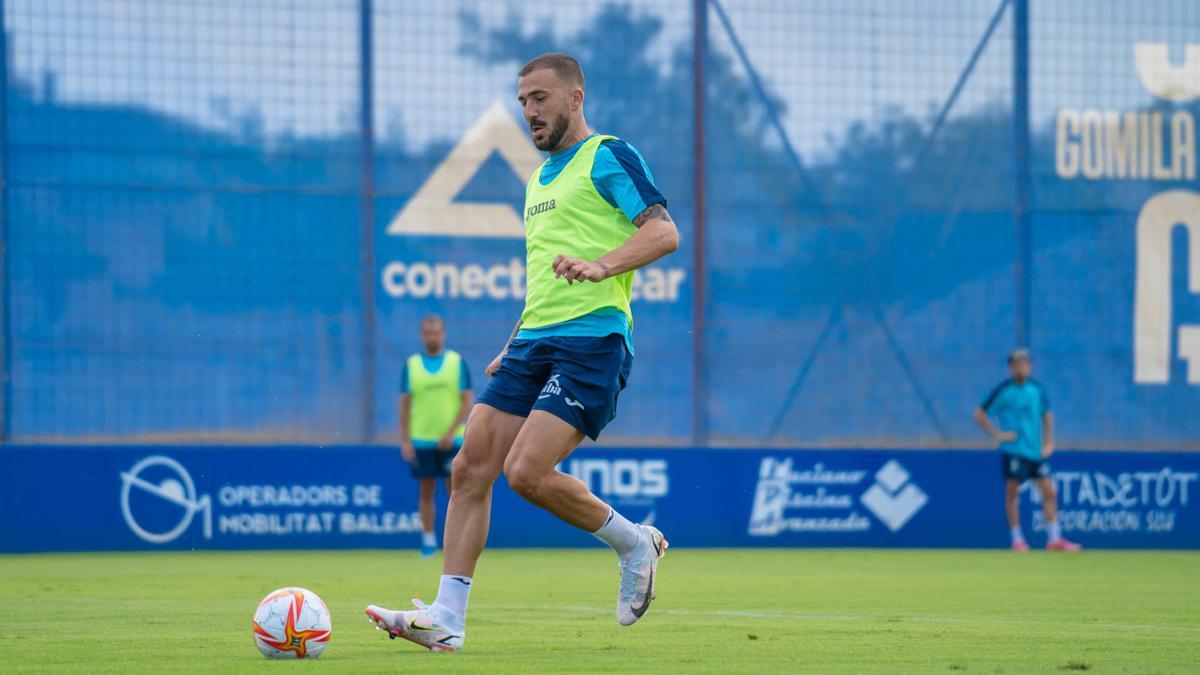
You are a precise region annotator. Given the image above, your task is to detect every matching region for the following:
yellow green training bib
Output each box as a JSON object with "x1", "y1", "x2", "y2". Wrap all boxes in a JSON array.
[
  {"x1": 407, "y1": 350, "x2": 465, "y2": 442},
  {"x1": 520, "y1": 134, "x2": 636, "y2": 329}
]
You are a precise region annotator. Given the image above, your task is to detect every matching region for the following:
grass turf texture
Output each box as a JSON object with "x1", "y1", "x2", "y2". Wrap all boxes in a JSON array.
[{"x1": 2, "y1": 549, "x2": 1197, "y2": 673}]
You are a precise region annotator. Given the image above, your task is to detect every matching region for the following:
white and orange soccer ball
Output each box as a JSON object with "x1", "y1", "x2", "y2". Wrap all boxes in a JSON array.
[{"x1": 252, "y1": 587, "x2": 332, "y2": 659}]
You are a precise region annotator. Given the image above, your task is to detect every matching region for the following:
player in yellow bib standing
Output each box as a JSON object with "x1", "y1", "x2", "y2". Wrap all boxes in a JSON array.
[
  {"x1": 367, "y1": 53, "x2": 680, "y2": 651},
  {"x1": 398, "y1": 315, "x2": 473, "y2": 558}
]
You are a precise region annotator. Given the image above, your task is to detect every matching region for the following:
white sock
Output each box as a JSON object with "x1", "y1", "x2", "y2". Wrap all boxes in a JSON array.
[
  {"x1": 1010, "y1": 526, "x2": 1025, "y2": 544},
  {"x1": 422, "y1": 531, "x2": 437, "y2": 548},
  {"x1": 431, "y1": 575, "x2": 471, "y2": 630},
  {"x1": 592, "y1": 508, "x2": 643, "y2": 556},
  {"x1": 1047, "y1": 520, "x2": 1062, "y2": 542}
]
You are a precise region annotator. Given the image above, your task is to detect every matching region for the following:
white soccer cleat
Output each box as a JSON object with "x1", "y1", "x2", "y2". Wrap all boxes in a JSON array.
[
  {"x1": 364, "y1": 600, "x2": 464, "y2": 653},
  {"x1": 616, "y1": 525, "x2": 668, "y2": 626}
]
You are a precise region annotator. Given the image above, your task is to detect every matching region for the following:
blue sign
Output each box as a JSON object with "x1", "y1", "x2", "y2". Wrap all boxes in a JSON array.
[{"x1": 1, "y1": 446, "x2": 1197, "y2": 552}]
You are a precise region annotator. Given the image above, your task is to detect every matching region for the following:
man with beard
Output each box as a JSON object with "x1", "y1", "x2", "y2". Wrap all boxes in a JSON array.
[
  {"x1": 398, "y1": 315, "x2": 472, "y2": 558},
  {"x1": 367, "y1": 52, "x2": 679, "y2": 652}
]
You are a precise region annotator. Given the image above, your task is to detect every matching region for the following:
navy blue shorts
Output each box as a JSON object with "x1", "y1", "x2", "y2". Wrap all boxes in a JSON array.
[
  {"x1": 477, "y1": 334, "x2": 633, "y2": 440},
  {"x1": 1001, "y1": 454, "x2": 1050, "y2": 482},
  {"x1": 410, "y1": 441, "x2": 460, "y2": 479}
]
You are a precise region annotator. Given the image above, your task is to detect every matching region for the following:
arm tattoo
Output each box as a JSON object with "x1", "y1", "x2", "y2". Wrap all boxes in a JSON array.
[
  {"x1": 503, "y1": 319, "x2": 523, "y2": 351},
  {"x1": 633, "y1": 203, "x2": 672, "y2": 228}
]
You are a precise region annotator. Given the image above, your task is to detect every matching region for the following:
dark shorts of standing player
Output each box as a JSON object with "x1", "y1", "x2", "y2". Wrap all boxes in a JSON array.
[
  {"x1": 409, "y1": 441, "x2": 463, "y2": 479},
  {"x1": 1000, "y1": 453, "x2": 1051, "y2": 482}
]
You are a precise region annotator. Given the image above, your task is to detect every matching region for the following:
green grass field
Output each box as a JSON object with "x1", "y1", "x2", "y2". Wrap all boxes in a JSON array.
[{"x1": 2, "y1": 549, "x2": 1197, "y2": 673}]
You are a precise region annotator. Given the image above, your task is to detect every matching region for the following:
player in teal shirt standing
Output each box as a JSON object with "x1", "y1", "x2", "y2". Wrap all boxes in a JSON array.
[{"x1": 974, "y1": 349, "x2": 1081, "y2": 552}]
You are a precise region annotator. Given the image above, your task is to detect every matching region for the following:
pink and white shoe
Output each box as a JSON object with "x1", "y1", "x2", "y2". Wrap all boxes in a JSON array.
[
  {"x1": 365, "y1": 600, "x2": 463, "y2": 652},
  {"x1": 1011, "y1": 540, "x2": 1030, "y2": 552},
  {"x1": 1046, "y1": 538, "x2": 1083, "y2": 552}
]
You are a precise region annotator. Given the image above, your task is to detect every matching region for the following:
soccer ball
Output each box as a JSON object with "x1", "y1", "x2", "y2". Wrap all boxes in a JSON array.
[{"x1": 252, "y1": 587, "x2": 332, "y2": 659}]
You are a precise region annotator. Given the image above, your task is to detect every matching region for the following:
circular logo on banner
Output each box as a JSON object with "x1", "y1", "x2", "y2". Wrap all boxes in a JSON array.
[{"x1": 119, "y1": 455, "x2": 212, "y2": 543}]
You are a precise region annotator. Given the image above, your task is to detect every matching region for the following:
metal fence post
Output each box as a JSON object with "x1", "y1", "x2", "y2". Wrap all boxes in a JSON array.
[
  {"x1": 359, "y1": 0, "x2": 377, "y2": 444},
  {"x1": 1, "y1": 1, "x2": 10, "y2": 444},
  {"x1": 1013, "y1": 0, "x2": 1032, "y2": 349},
  {"x1": 692, "y1": 0, "x2": 708, "y2": 446}
]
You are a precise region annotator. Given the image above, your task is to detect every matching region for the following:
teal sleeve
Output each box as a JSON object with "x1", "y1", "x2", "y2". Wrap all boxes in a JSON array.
[
  {"x1": 592, "y1": 140, "x2": 666, "y2": 223},
  {"x1": 981, "y1": 380, "x2": 1008, "y2": 411}
]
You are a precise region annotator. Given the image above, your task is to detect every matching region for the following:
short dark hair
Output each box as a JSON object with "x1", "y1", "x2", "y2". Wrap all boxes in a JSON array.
[{"x1": 519, "y1": 53, "x2": 585, "y2": 90}]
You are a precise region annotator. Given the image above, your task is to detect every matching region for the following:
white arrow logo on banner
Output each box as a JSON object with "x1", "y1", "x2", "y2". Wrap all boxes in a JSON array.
[
  {"x1": 860, "y1": 460, "x2": 928, "y2": 532},
  {"x1": 387, "y1": 100, "x2": 544, "y2": 239}
]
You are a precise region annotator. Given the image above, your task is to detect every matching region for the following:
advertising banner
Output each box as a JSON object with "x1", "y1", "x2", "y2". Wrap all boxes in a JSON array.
[{"x1": 2, "y1": 446, "x2": 1196, "y2": 552}]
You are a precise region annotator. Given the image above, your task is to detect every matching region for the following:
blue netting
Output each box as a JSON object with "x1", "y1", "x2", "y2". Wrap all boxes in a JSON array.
[{"x1": 3, "y1": 0, "x2": 1198, "y2": 448}]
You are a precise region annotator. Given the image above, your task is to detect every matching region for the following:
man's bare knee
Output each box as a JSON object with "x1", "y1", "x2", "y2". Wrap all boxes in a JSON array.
[
  {"x1": 449, "y1": 456, "x2": 488, "y2": 493},
  {"x1": 445, "y1": 403, "x2": 524, "y2": 502},
  {"x1": 504, "y1": 456, "x2": 547, "y2": 503},
  {"x1": 449, "y1": 449, "x2": 499, "y2": 499},
  {"x1": 1039, "y1": 479, "x2": 1057, "y2": 500}
]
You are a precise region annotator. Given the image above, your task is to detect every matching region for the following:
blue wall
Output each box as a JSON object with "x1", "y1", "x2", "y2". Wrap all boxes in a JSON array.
[
  {"x1": 3, "y1": 1, "x2": 1199, "y2": 448},
  {"x1": 2, "y1": 446, "x2": 1197, "y2": 552}
]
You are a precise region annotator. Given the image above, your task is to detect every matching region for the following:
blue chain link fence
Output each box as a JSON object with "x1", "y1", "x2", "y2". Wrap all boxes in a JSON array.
[{"x1": 3, "y1": 0, "x2": 1198, "y2": 448}]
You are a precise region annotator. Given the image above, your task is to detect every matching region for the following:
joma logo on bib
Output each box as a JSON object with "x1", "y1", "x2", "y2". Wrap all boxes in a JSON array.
[{"x1": 525, "y1": 199, "x2": 556, "y2": 221}]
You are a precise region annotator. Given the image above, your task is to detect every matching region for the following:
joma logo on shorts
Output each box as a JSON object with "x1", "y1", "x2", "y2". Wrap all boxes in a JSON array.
[{"x1": 526, "y1": 199, "x2": 556, "y2": 221}]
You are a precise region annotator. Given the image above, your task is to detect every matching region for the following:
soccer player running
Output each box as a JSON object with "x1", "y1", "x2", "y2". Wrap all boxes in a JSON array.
[
  {"x1": 398, "y1": 315, "x2": 472, "y2": 557},
  {"x1": 366, "y1": 53, "x2": 679, "y2": 651},
  {"x1": 973, "y1": 349, "x2": 1081, "y2": 552}
]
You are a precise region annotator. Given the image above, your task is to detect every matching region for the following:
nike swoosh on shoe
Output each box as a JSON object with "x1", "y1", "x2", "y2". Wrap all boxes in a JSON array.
[{"x1": 630, "y1": 568, "x2": 654, "y2": 619}]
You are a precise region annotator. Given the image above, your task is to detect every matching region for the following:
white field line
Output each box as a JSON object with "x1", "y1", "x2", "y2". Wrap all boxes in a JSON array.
[{"x1": 488, "y1": 603, "x2": 1200, "y2": 634}]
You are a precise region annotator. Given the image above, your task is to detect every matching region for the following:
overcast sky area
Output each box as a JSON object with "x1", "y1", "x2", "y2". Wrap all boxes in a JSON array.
[{"x1": 4, "y1": 0, "x2": 1196, "y2": 159}]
